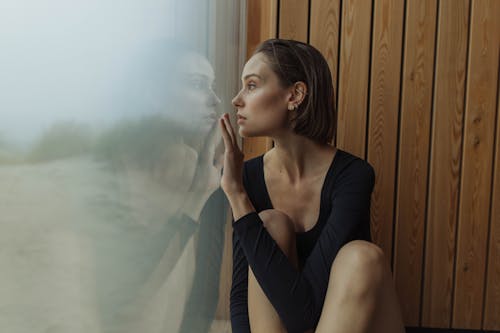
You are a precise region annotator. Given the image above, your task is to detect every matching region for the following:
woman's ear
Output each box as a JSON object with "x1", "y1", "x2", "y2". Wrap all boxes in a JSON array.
[{"x1": 287, "y1": 81, "x2": 307, "y2": 110}]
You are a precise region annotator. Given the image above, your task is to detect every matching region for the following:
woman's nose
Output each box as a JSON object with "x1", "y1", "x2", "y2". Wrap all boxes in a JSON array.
[{"x1": 232, "y1": 91, "x2": 243, "y2": 108}]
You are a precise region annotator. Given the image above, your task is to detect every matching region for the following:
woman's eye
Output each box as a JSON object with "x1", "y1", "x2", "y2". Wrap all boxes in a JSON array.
[{"x1": 246, "y1": 83, "x2": 256, "y2": 91}]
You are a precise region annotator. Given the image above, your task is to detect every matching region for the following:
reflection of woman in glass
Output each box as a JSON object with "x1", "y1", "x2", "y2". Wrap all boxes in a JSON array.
[
  {"x1": 136, "y1": 45, "x2": 227, "y2": 333},
  {"x1": 144, "y1": 46, "x2": 228, "y2": 333},
  {"x1": 93, "y1": 41, "x2": 226, "y2": 333},
  {"x1": 220, "y1": 39, "x2": 405, "y2": 333}
]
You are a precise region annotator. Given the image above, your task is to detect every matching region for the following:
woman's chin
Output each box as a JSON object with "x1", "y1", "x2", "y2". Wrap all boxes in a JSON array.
[
  {"x1": 238, "y1": 127, "x2": 260, "y2": 138},
  {"x1": 237, "y1": 127, "x2": 248, "y2": 138}
]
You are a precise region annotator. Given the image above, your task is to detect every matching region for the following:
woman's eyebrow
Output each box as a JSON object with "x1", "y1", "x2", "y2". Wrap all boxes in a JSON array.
[{"x1": 242, "y1": 74, "x2": 262, "y2": 81}]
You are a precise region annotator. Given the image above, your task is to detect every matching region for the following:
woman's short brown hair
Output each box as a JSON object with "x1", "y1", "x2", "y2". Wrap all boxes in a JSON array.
[{"x1": 253, "y1": 38, "x2": 336, "y2": 145}]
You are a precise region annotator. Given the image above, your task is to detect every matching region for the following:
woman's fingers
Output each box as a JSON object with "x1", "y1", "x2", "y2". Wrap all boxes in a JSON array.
[
  {"x1": 219, "y1": 117, "x2": 234, "y2": 152},
  {"x1": 218, "y1": 113, "x2": 245, "y2": 195}
]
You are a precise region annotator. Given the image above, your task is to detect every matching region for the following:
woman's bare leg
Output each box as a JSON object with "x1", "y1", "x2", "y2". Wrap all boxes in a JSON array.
[
  {"x1": 248, "y1": 209, "x2": 299, "y2": 333},
  {"x1": 315, "y1": 240, "x2": 406, "y2": 333}
]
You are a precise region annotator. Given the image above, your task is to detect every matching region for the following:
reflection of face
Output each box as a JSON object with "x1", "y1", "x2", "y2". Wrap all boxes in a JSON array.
[
  {"x1": 231, "y1": 52, "x2": 290, "y2": 138},
  {"x1": 168, "y1": 53, "x2": 221, "y2": 135}
]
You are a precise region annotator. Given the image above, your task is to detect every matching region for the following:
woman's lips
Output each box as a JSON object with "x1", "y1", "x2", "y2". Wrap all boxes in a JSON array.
[{"x1": 237, "y1": 116, "x2": 246, "y2": 124}]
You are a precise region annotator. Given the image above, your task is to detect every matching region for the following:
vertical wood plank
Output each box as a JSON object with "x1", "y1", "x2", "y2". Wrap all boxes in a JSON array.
[
  {"x1": 484, "y1": 63, "x2": 500, "y2": 331},
  {"x1": 336, "y1": 0, "x2": 373, "y2": 158},
  {"x1": 366, "y1": 0, "x2": 404, "y2": 269},
  {"x1": 243, "y1": 0, "x2": 278, "y2": 161},
  {"x1": 246, "y1": 0, "x2": 279, "y2": 59},
  {"x1": 422, "y1": 0, "x2": 470, "y2": 327},
  {"x1": 309, "y1": 0, "x2": 341, "y2": 113},
  {"x1": 243, "y1": 136, "x2": 274, "y2": 161},
  {"x1": 279, "y1": 0, "x2": 310, "y2": 42},
  {"x1": 453, "y1": 0, "x2": 500, "y2": 328},
  {"x1": 393, "y1": 0, "x2": 437, "y2": 326}
]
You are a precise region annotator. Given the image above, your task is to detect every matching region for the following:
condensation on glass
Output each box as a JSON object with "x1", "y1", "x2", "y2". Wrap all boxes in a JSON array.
[{"x1": 0, "y1": 0, "x2": 244, "y2": 332}]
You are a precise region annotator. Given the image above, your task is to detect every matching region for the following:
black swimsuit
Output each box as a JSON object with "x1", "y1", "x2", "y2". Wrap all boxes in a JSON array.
[{"x1": 230, "y1": 149, "x2": 375, "y2": 333}]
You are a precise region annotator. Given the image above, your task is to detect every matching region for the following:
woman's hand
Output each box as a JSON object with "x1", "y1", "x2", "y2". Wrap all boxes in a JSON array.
[{"x1": 219, "y1": 113, "x2": 245, "y2": 197}]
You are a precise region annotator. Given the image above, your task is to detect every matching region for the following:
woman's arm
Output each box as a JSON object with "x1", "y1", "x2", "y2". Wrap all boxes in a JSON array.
[
  {"x1": 229, "y1": 159, "x2": 252, "y2": 333},
  {"x1": 232, "y1": 159, "x2": 375, "y2": 333}
]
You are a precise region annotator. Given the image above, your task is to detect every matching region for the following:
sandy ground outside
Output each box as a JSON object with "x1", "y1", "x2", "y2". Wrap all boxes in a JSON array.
[{"x1": 0, "y1": 155, "x2": 219, "y2": 333}]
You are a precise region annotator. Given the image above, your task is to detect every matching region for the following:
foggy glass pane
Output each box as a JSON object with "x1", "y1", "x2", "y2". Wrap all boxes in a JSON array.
[{"x1": 0, "y1": 1, "x2": 242, "y2": 332}]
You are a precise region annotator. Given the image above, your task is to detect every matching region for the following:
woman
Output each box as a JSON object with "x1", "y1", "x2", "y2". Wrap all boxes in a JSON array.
[{"x1": 219, "y1": 39, "x2": 405, "y2": 333}]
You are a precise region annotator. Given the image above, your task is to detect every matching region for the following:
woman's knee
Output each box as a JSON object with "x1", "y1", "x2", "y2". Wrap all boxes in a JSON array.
[
  {"x1": 258, "y1": 209, "x2": 297, "y2": 263},
  {"x1": 331, "y1": 240, "x2": 388, "y2": 288},
  {"x1": 258, "y1": 209, "x2": 295, "y2": 236}
]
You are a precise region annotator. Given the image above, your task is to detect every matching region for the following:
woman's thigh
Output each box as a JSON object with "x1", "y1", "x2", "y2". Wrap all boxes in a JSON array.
[
  {"x1": 315, "y1": 240, "x2": 404, "y2": 333},
  {"x1": 248, "y1": 266, "x2": 288, "y2": 333}
]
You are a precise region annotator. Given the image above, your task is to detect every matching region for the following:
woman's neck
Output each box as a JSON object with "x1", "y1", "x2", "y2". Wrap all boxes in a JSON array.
[{"x1": 267, "y1": 134, "x2": 336, "y2": 184}]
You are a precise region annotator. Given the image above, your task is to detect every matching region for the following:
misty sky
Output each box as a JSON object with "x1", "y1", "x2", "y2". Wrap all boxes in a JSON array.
[{"x1": 0, "y1": 0, "x2": 178, "y2": 147}]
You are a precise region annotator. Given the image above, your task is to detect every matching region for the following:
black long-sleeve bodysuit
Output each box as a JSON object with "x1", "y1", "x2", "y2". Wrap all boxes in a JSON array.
[{"x1": 230, "y1": 149, "x2": 375, "y2": 333}]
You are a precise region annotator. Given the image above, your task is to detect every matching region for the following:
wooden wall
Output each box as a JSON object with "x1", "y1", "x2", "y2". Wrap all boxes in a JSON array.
[{"x1": 225, "y1": 0, "x2": 499, "y2": 330}]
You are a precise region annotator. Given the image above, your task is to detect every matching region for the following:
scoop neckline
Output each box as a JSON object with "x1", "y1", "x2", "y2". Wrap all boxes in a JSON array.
[{"x1": 259, "y1": 149, "x2": 341, "y2": 235}]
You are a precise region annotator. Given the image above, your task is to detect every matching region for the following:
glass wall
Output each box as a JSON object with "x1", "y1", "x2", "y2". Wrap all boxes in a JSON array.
[{"x1": 0, "y1": 0, "x2": 244, "y2": 332}]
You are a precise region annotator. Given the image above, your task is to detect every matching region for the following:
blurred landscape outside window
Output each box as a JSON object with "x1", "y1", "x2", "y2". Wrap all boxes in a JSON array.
[{"x1": 0, "y1": 0, "x2": 245, "y2": 332}]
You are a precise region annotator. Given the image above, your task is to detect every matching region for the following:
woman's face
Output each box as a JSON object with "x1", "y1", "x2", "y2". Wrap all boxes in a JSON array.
[
  {"x1": 231, "y1": 52, "x2": 291, "y2": 138},
  {"x1": 167, "y1": 53, "x2": 221, "y2": 135}
]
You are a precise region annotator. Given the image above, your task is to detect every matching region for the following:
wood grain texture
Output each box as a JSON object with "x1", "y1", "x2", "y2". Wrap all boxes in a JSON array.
[
  {"x1": 366, "y1": 0, "x2": 404, "y2": 271},
  {"x1": 279, "y1": 0, "x2": 309, "y2": 42},
  {"x1": 246, "y1": 0, "x2": 278, "y2": 59},
  {"x1": 422, "y1": 0, "x2": 470, "y2": 328},
  {"x1": 237, "y1": 0, "x2": 499, "y2": 329},
  {"x1": 336, "y1": 0, "x2": 373, "y2": 158},
  {"x1": 309, "y1": 0, "x2": 341, "y2": 111},
  {"x1": 242, "y1": 139, "x2": 274, "y2": 161},
  {"x1": 483, "y1": 57, "x2": 500, "y2": 331},
  {"x1": 393, "y1": 0, "x2": 437, "y2": 326},
  {"x1": 453, "y1": 0, "x2": 500, "y2": 328}
]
